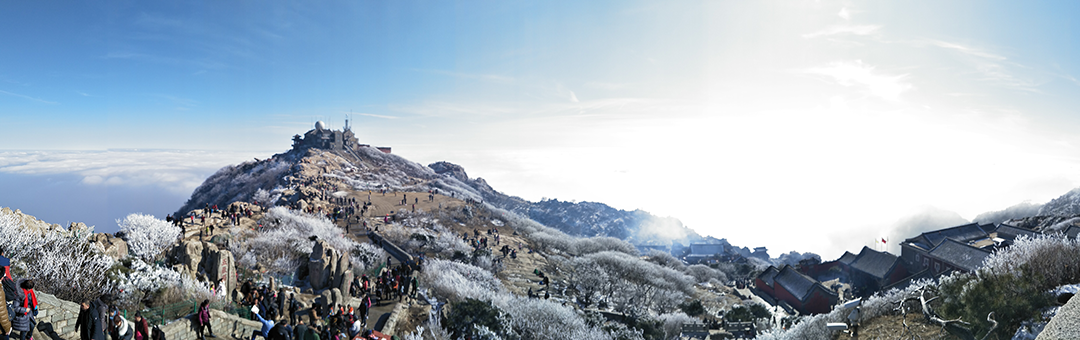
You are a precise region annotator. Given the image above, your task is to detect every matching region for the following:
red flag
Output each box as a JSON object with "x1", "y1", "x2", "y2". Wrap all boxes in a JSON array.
[{"x1": 881, "y1": 238, "x2": 887, "y2": 244}]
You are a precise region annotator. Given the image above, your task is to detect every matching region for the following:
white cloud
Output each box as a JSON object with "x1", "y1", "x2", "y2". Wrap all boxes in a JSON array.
[
  {"x1": 838, "y1": 7, "x2": 851, "y2": 20},
  {"x1": 0, "y1": 150, "x2": 265, "y2": 194},
  {"x1": 569, "y1": 91, "x2": 580, "y2": 103},
  {"x1": 802, "y1": 25, "x2": 880, "y2": 38},
  {"x1": 803, "y1": 60, "x2": 912, "y2": 101}
]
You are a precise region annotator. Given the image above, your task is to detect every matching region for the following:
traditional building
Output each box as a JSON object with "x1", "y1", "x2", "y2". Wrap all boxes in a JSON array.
[
  {"x1": 292, "y1": 120, "x2": 391, "y2": 154},
  {"x1": 847, "y1": 246, "x2": 909, "y2": 294},
  {"x1": 755, "y1": 265, "x2": 838, "y2": 315},
  {"x1": 901, "y1": 222, "x2": 1036, "y2": 276}
]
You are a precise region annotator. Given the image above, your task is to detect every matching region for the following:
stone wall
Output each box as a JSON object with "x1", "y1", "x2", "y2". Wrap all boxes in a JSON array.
[
  {"x1": 29, "y1": 291, "x2": 82, "y2": 340},
  {"x1": 27, "y1": 291, "x2": 260, "y2": 340},
  {"x1": 158, "y1": 310, "x2": 261, "y2": 340}
]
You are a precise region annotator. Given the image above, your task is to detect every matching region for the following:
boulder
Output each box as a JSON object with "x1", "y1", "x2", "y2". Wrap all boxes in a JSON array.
[
  {"x1": 338, "y1": 270, "x2": 353, "y2": 297},
  {"x1": 201, "y1": 245, "x2": 237, "y2": 294},
  {"x1": 309, "y1": 240, "x2": 345, "y2": 290},
  {"x1": 319, "y1": 289, "x2": 333, "y2": 316},
  {"x1": 171, "y1": 241, "x2": 203, "y2": 278},
  {"x1": 332, "y1": 253, "x2": 351, "y2": 287},
  {"x1": 330, "y1": 288, "x2": 344, "y2": 309},
  {"x1": 88, "y1": 232, "x2": 129, "y2": 260}
]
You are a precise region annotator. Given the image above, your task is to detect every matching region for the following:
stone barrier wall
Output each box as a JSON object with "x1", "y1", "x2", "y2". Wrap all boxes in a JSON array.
[
  {"x1": 29, "y1": 291, "x2": 82, "y2": 340},
  {"x1": 159, "y1": 310, "x2": 261, "y2": 340},
  {"x1": 368, "y1": 232, "x2": 413, "y2": 263},
  {"x1": 26, "y1": 291, "x2": 260, "y2": 340}
]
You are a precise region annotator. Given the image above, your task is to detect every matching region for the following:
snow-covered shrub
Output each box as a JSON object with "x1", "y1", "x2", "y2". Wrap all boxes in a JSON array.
[
  {"x1": 645, "y1": 250, "x2": 686, "y2": 271},
  {"x1": 581, "y1": 251, "x2": 694, "y2": 314},
  {"x1": 381, "y1": 213, "x2": 471, "y2": 259},
  {"x1": 419, "y1": 259, "x2": 504, "y2": 302},
  {"x1": 981, "y1": 234, "x2": 1080, "y2": 288},
  {"x1": 685, "y1": 264, "x2": 727, "y2": 284},
  {"x1": 571, "y1": 236, "x2": 638, "y2": 256},
  {"x1": 231, "y1": 207, "x2": 385, "y2": 276},
  {"x1": 656, "y1": 312, "x2": 697, "y2": 340},
  {"x1": 118, "y1": 213, "x2": 181, "y2": 262},
  {"x1": 0, "y1": 213, "x2": 116, "y2": 303},
  {"x1": 114, "y1": 258, "x2": 215, "y2": 308},
  {"x1": 491, "y1": 295, "x2": 611, "y2": 340},
  {"x1": 937, "y1": 234, "x2": 1080, "y2": 338}
]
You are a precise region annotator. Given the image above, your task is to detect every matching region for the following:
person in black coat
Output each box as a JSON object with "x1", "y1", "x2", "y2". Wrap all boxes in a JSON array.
[
  {"x1": 292, "y1": 322, "x2": 307, "y2": 340},
  {"x1": 76, "y1": 302, "x2": 92, "y2": 340},
  {"x1": 91, "y1": 296, "x2": 110, "y2": 340},
  {"x1": 267, "y1": 321, "x2": 290, "y2": 340},
  {"x1": 11, "y1": 279, "x2": 38, "y2": 340}
]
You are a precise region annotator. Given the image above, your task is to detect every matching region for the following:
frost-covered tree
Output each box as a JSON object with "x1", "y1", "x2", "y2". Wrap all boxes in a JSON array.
[
  {"x1": 118, "y1": 213, "x2": 181, "y2": 262},
  {"x1": 644, "y1": 250, "x2": 686, "y2": 271},
  {"x1": 420, "y1": 259, "x2": 504, "y2": 302},
  {"x1": 656, "y1": 312, "x2": 697, "y2": 340},
  {"x1": 585, "y1": 251, "x2": 694, "y2": 314},
  {"x1": 684, "y1": 264, "x2": 726, "y2": 284},
  {"x1": 232, "y1": 207, "x2": 386, "y2": 276},
  {"x1": 114, "y1": 258, "x2": 215, "y2": 308},
  {"x1": 0, "y1": 213, "x2": 116, "y2": 302},
  {"x1": 565, "y1": 257, "x2": 609, "y2": 308}
]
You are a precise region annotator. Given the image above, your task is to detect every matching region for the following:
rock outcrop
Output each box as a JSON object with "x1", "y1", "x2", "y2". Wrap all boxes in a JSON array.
[
  {"x1": 171, "y1": 241, "x2": 204, "y2": 278},
  {"x1": 203, "y1": 242, "x2": 238, "y2": 293},
  {"x1": 167, "y1": 240, "x2": 237, "y2": 293},
  {"x1": 307, "y1": 240, "x2": 353, "y2": 291},
  {"x1": 88, "y1": 232, "x2": 129, "y2": 260}
]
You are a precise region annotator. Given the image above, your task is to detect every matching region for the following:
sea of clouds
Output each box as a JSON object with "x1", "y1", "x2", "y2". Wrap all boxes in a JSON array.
[{"x1": 0, "y1": 149, "x2": 269, "y2": 232}]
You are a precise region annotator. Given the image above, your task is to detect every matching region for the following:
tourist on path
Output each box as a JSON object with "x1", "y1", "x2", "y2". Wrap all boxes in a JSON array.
[
  {"x1": 109, "y1": 314, "x2": 133, "y2": 340},
  {"x1": 12, "y1": 279, "x2": 38, "y2": 340},
  {"x1": 196, "y1": 300, "x2": 216, "y2": 340},
  {"x1": 133, "y1": 313, "x2": 149, "y2": 340}
]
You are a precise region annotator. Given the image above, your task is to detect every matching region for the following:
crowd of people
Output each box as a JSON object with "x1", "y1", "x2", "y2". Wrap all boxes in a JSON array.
[
  {"x1": 236, "y1": 278, "x2": 395, "y2": 340},
  {"x1": 0, "y1": 178, "x2": 445, "y2": 340}
]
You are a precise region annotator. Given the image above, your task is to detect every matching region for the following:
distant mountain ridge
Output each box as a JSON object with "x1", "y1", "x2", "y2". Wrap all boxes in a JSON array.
[
  {"x1": 428, "y1": 161, "x2": 702, "y2": 244},
  {"x1": 974, "y1": 187, "x2": 1080, "y2": 231}
]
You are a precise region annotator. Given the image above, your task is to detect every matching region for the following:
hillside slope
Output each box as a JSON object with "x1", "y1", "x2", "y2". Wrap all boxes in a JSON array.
[{"x1": 177, "y1": 148, "x2": 701, "y2": 246}]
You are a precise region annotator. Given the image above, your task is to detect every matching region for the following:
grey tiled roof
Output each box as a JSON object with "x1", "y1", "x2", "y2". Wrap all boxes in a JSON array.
[
  {"x1": 758, "y1": 266, "x2": 780, "y2": 287},
  {"x1": 921, "y1": 223, "x2": 989, "y2": 248},
  {"x1": 774, "y1": 265, "x2": 818, "y2": 301},
  {"x1": 994, "y1": 224, "x2": 1039, "y2": 240},
  {"x1": 929, "y1": 239, "x2": 991, "y2": 272},
  {"x1": 836, "y1": 251, "x2": 857, "y2": 265},
  {"x1": 849, "y1": 246, "x2": 900, "y2": 279}
]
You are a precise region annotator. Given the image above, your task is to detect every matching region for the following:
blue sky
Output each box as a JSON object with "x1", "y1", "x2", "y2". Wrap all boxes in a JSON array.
[{"x1": 3, "y1": 1, "x2": 1080, "y2": 258}]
